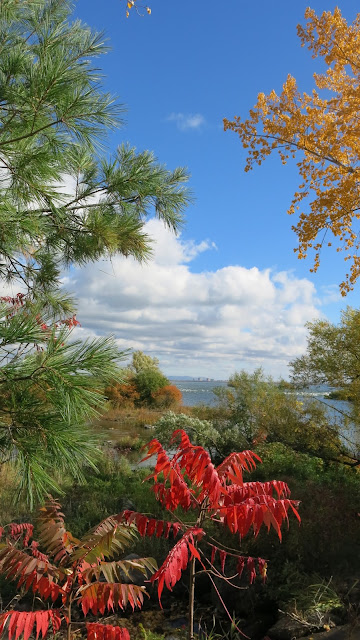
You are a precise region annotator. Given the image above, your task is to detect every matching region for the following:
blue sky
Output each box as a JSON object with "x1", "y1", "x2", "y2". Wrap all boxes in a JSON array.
[{"x1": 68, "y1": 0, "x2": 360, "y2": 378}]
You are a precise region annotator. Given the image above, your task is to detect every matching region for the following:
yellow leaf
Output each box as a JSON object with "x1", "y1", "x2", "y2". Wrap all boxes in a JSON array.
[{"x1": 146, "y1": 6, "x2": 151, "y2": 14}]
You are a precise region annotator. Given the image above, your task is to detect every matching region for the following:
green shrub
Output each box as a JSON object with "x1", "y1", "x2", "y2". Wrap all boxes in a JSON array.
[
  {"x1": 154, "y1": 411, "x2": 219, "y2": 449},
  {"x1": 135, "y1": 369, "x2": 169, "y2": 405}
]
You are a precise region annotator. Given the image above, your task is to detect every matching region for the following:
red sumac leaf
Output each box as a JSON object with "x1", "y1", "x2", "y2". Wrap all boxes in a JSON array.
[
  {"x1": 136, "y1": 516, "x2": 148, "y2": 537},
  {"x1": 188, "y1": 543, "x2": 200, "y2": 561},
  {"x1": 150, "y1": 527, "x2": 205, "y2": 605},
  {"x1": 146, "y1": 519, "x2": 157, "y2": 537},
  {"x1": 219, "y1": 550, "x2": 227, "y2": 574},
  {"x1": 236, "y1": 556, "x2": 246, "y2": 579}
]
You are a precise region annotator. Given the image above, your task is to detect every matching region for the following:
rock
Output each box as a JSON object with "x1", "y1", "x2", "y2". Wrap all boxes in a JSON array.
[
  {"x1": 267, "y1": 615, "x2": 314, "y2": 640},
  {"x1": 299, "y1": 622, "x2": 360, "y2": 640},
  {"x1": 241, "y1": 613, "x2": 277, "y2": 640},
  {"x1": 119, "y1": 498, "x2": 137, "y2": 512},
  {"x1": 120, "y1": 554, "x2": 150, "y2": 586},
  {"x1": 166, "y1": 617, "x2": 188, "y2": 629},
  {"x1": 164, "y1": 617, "x2": 201, "y2": 640}
]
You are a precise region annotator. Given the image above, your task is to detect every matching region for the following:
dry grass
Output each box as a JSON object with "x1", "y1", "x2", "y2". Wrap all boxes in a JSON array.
[
  {"x1": 96, "y1": 404, "x2": 225, "y2": 436},
  {"x1": 0, "y1": 464, "x2": 30, "y2": 523},
  {"x1": 99, "y1": 406, "x2": 163, "y2": 427},
  {"x1": 114, "y1": 434, "x2": 144, "y2": 451}
]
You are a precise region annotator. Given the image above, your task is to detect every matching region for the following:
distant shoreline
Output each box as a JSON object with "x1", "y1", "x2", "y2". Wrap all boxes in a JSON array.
[{"x1": 169, "y1": 377, "x2": 227, "y2": 382}]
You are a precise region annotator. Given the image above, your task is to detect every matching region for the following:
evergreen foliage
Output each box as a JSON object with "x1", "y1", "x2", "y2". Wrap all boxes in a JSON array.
[{"x1": 0, "y1": 0, "x2": 190, "y2": 502}]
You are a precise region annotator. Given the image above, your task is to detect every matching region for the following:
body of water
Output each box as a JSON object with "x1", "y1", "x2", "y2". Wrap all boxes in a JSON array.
[
  {"x1": 174, "y1": 380, "x2": 358, "y2": 453},
  {"x1": 174, "y1": 380, "x2": 345, "y2": 410},
  {"x1": 174, "y1": 380, "x2": 228, "y2": 406}
]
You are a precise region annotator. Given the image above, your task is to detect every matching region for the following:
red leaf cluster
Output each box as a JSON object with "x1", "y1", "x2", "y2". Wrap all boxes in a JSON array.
[
  {"x1": 210, "y1": 546, "x2": 267, "y2": 584},
  {"x1": 87, "y1": 623, "x2": 130, "y2": 640},
  {"x1": 0, "y1": 498, "x2": 152, "y2": 640},
  {"x1": 0, "y1": 546, "x2": 62, "y2": 603},
  {"x1": 142, "y1": 440, "x2": 193, "y2": 510},
  {"x1": 118, "y1": 511, "x2": 181, "y2": 538},
  {"x1": 29, "y1": 541, "x2": 49, "y2": 563},
  {"x1": 59, "y1": 314, "x2": 80, "y2": 328},
  {"x1": 225, "y1": 480, "x2": 291, "y2": 501},
  {"x1": 36, "y1": 314, "x2": 81, "y2": 333},
  {"x1": 0, "y1": 293, "x2": 26, "y2": 318},
  {"x1": 0, "y1": 610, "x2": 62, "y2": 640},
  {"x1": 139, "y1": 429, "x2": 300, "y2": 601},
  {"x1": 142, "y1": 430, "x2": 300, "y2": 540},
  {"x1": 170, "y1": 430, "x2": 222, "y2": 505},
  {"x1": 219, "y1": 495, "x2": 300, "y2": 539},
  {"x1": 0, "y1": 436, "x2": 300, "y2": 636},
  {"x1": 80, "y1": 583, "x2": 146, "y2": 615},
  {"x1": 2, "y1": 524, "x2": 34, "y2": 547},
  {"x1": 150, "y1": 527, "x2": 204, "y2": 604},
  {"x1": 216, "y1": 451, "x2": 262, "y2": 484},
  {"x1": 0, "y1": 293, "x2": 25, "y2": 307}
]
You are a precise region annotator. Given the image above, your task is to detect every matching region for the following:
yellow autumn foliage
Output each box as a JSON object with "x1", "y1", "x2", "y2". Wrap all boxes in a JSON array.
[
  {"x1": 123, "y1": 0, "x2": 151, "y2": 18},
  {"x1": 224, "y1": 8, "x2": 360, "y2": 295}
]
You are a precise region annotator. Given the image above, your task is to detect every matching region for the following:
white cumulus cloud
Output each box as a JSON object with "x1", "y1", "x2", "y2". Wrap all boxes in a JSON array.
[
  {"x1": 167, "y1": 112, "x2": 206, "y2": 131},
  {"x1": 68, "y1": 219, "x2": 323, "y2": 379}
]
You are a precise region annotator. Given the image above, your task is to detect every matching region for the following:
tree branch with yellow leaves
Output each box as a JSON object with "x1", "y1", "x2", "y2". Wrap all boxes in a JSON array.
[{"x1": 224, "y1": 7, "x2": 360, "y2": 295}]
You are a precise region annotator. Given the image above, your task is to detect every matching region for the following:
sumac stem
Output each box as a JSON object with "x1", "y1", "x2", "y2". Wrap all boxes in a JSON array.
[{"x1": 188, "y1": 556, "x2": 196, "y2": 640}]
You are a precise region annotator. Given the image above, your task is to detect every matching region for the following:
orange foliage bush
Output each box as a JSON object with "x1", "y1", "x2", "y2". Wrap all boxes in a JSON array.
[
  {"x1": 151, "y1": 384, "x2": 182, "y2": 409},
  {"x1": 104, "y1": 381, "x2": 140, "y2": 408}
]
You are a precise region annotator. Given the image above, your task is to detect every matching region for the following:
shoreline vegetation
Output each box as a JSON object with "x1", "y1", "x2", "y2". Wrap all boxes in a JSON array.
[
  {"x1": 1, "y1": 387, "x2": 359, "y2": 640},
  {"x1": 0, "y1": 371, "x2": 360, "y2": 640},
  {"x1": 1, "y1": 349, "x2": 360, "y2": 640}
]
